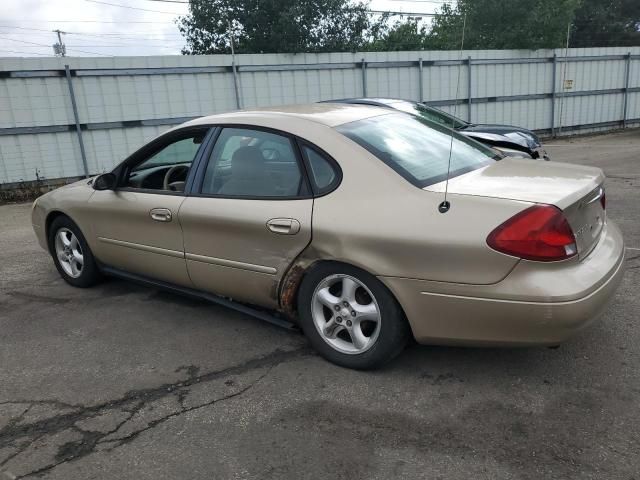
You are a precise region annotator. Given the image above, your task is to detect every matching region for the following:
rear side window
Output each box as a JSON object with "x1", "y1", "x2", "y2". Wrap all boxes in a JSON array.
[
  {"x1": 336, "y1": 113, "x2": 497, "y2": 188},
  {"x1": 201, "y1": 128, "x2": 305, "y2": 198},
  {"x1": 301, "y1": 145, "x2": 338, "y2": 194}
]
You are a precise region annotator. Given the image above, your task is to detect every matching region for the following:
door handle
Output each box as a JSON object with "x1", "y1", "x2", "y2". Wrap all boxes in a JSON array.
[
  {"x1": 266, "y1": 218, "x2": 301, "y2": 235},
  {"x1": 150, "y1": 208, "x2": 172, "y2": 222}
]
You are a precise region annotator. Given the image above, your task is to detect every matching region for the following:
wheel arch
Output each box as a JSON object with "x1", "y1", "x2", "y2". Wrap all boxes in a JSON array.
[
  {"x1": 45, "y1": 211, "x2": 75, "y2": 251},
  {"x1": 278, "y1": 257, "x2": 411, "y2": 333}
]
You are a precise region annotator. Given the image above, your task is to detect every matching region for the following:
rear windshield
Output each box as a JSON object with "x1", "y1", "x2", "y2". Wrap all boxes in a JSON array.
[{"x1": 336, "y1": 113, "x2": 498, "y2": 187}]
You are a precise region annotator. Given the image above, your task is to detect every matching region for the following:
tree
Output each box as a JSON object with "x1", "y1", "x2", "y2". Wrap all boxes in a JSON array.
[
  {"x1": 571, "y1": 0, "x2": 640, "y2": 47},
  {"x1": 427, "y1": 0, "x2": 581, "y2": 50},
  {"x1": 368, "y1": 19, "x2": 428, "y2": 51},
  {"x1": 178, "y1": 0, "x2": 385, "y2": 54}
]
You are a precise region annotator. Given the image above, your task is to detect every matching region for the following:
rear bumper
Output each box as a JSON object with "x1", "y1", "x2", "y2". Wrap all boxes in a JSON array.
[{"x1": 381, "y1": 220, "x2": 625, "y2": 346}]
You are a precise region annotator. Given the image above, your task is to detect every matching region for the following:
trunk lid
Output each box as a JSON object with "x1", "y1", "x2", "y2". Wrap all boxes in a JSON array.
[{"x1": 426, "y1": 158, "x2": 606, "y2": 256}]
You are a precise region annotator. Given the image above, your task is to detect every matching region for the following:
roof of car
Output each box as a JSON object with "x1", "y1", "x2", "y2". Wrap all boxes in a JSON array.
[
  {"x1": 185, "y1": 103, "x2": 391, "y2": 128},
  {"x1": 322, "y1": 98, "x2": 416, "y2": 107}
]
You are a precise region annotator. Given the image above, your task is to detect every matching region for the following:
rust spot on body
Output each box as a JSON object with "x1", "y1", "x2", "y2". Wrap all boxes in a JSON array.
[{"x1": 279, "y1": 264, "x2": 306, "y2": 321}]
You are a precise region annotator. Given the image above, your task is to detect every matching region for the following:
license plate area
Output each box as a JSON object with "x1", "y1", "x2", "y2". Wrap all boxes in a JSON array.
[{"x1": 564, "y1": 185, "x2": 605, "y2": 257}]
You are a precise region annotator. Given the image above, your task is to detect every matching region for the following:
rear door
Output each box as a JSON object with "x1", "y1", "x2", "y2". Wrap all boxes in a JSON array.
[{"x1": 179, "y1": 127, "x2": 314, "y2": 308}]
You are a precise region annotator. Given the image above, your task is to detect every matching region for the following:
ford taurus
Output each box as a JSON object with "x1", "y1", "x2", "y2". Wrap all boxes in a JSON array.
[{"x1": 32, "y1": 104, "x2": 625, "y2": 369}]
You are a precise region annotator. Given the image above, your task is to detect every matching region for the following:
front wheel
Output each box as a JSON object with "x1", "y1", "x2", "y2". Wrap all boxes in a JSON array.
[
  {"x1": 297, "y1": 263, "x2": 410, "y2": 370},
  {"x1": 48, "y1": 216, "x2": 102, "y2": 288}
]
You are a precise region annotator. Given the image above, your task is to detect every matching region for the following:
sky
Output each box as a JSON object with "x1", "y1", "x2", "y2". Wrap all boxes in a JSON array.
[{"x1": 0, "y1": 0, "x2": 447, "y2": 57}]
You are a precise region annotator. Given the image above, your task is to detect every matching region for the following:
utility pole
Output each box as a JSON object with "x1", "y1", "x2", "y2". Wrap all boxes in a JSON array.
[
  {"x1": 228, "y1": 20, "x2": 241, "y2": 109},
  {"x1": 53, "y1": 29, "x2": 66, "y2": 57},
  {"x1": 557, "y1": 22, "x2": 571, "y2": 136}
]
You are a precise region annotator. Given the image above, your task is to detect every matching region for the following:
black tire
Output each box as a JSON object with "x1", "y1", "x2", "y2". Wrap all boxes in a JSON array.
[
  {"x1": 48, "y1": 216, "x2": 102, "y2": 288},
  {"x1": 297, "y1": 262, "x2": 410, "y2": 370}
]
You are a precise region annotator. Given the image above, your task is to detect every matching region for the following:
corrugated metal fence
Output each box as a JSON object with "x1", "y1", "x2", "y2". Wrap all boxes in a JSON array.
[{"x1": 1, "y1": 47, "x2": 639, "y2": 185}]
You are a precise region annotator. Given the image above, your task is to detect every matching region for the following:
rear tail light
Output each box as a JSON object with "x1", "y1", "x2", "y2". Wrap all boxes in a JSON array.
[{"x1": 487, "y1": 205, "x2": 577, "y2": 262}]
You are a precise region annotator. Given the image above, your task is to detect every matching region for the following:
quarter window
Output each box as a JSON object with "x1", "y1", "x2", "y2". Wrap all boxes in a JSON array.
[
  {"x1": 301, "y1": 145, "x2": 337, "y2": 194},
  {"x1": 201, "y1": 128, "x2": 304, "y2": 198}
]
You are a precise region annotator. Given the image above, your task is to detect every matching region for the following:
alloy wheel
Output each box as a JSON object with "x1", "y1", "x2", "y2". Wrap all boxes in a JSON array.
[
  {"x1": 54, "y1": 228, "x2": 84, "y2": 278},
  {"x1": 311, "y1": 274, "x2": 381, "y2": 355}
]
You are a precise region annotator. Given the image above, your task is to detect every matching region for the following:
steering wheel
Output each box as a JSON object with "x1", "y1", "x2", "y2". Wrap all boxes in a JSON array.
[{"x1": 163, "y1": 164, "x2": 189, "y2": 191}]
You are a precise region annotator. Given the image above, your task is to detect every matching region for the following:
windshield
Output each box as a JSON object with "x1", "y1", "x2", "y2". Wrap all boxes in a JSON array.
[{"x1": 336, "y1": 113, "x2": 497, "y2": 187}]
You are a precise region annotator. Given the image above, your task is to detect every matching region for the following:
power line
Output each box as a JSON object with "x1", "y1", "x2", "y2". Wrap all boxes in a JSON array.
[
  {"x1": 64, "y1": 47, "x2": 113, "y2": 56},
  {"x1": 67, "y1": 44, "x2": 182, "y2": 48},
  {"x1": 0, "y1": 49, "x2": 51, "y2": 56},
  {"x1": 0, "y1": 25, "x2": 185, "y2": 38},
  {"x1": 0, "y1": 19, "x2": 177, "y2": 24},
  {"x1": 63, "y1": 32, "x2": 184, "y2": 44},
  {"x1": 84, "y1": 0, "x2": 186, "y2": 15},
  {"x1": 0, "y1": 35, "x2": 111, "y2": 56},
  {"x1": 0, "y1": 36, "x2": 53, "y2": 48}
]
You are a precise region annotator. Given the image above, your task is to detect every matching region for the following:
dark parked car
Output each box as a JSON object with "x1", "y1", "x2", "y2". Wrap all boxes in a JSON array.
[{"x1": 324, "y1": 98, "x2": 549, "y2": 160}]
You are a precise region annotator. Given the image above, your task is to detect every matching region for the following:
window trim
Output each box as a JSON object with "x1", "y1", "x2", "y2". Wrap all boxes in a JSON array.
[
  {"x1": 296, "y1": 139, "x2": 342, "y2": 197},
  {"x1": 191, "y1": 124, "x2": 314, "y2": 201},
  {"x1": 112, "y1": 126, "x2": 213, "y2": 196}
]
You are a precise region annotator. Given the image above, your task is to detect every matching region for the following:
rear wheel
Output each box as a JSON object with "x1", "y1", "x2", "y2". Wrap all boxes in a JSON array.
[
  {"x1": 297, "y1": 263, "x2": 410, "y2": 369},
  {"x1": 49, "y1": 216, "x2": 101, "y2": 288}
]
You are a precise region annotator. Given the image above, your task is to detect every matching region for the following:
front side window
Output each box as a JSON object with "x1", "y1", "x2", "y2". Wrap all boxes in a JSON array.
[
  {"x1": 336, "y1": 113, "x2": 497, "y2": 187},
  {"x1": 201, "y1": 128, "x2": 304, "y2": 197},
  {"x1": 125, "y1": 132, "x2": 205, "y2": 192}
]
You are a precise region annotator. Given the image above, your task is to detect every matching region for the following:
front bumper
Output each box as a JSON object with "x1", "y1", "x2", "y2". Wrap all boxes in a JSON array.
[
  {"x1": 31, "y1": 199, "x2": 49, "y2": 252},
  {"x1": 534, "y1": 147, "x2": 550, "y2": 161},
  {"x1": 381, "y1": 221, "x2": 625, "y2": 346}
]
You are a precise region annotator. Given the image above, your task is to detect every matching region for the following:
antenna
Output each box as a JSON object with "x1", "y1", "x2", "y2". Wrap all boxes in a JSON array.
[{"x1": 439, "y1": 13, "x2": 467, "y2": 214}]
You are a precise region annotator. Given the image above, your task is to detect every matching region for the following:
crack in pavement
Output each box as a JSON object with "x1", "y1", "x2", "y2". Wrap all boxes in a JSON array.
[
  {"x1": 0, "y1": 400, "x2": 84, "y2": 411},
  {"x1": 98, "y1": 368, "x2": 272, "y2": 450},
  {"x1": 0, "y1": 347, "x2": 309, "y2": 478},
  {"x1": 3, "y1": 292, "x2": 70, "y2": 305}
]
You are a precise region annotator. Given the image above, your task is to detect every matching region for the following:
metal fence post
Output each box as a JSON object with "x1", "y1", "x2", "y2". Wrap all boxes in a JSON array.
[
  {"x1": 551, "y1": 54, "x2": 557, "y2": 137},
  {"x1": 361, "y1": 58, "x2": 367, "y2": 97},
  {"x1": 622, "y1": 52, "x2": 631, "y2": 128},
  {"x1": 64, "y1": 65, "x2": 89, "y2": 178},
  {"x1": 418, "y1": 57, "x2": 424, "y2": 102},
  {"x1": 231, "y1": 65, "x2": 241, "y2": 109},
  {"x1": 467, "y1": 56, "x2": 472, "y2": 123}
]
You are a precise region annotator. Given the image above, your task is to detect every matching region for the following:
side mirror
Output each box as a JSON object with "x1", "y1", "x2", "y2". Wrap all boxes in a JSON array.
[{"x1": 93, "y1": 173, "x2": 117, "y2": 191}]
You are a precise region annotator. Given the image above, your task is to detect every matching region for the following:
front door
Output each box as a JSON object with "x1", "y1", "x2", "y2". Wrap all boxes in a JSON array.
[
  {"x1": 179, "y1": 127, "x2": 313, "y2": 308},
  {"x1": 88, "y1": 128, "x2": 209, "y2": 287}
]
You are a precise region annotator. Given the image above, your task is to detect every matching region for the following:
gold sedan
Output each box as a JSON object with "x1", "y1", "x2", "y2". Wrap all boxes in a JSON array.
[{"x1": 31, "y1": 104, "x2": 625, "y2": 369}]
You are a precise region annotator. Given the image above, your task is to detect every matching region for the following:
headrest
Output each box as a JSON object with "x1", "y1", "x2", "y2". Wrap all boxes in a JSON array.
[{"x1": 231, "y1": 146, "x2": 265, "y2": 176}]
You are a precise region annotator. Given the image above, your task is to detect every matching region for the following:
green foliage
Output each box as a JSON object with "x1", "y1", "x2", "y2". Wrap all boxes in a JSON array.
[
  {"x1": 178, "y1": 0, "x2": 385, "y2": 54},
  {"x1": 428, "y1": 0, "x2": 581, "y2": 50},
  {"x1": 571, "y1": 0, "x2": 640, "y2": 47},
  {"x1": 368, "y1": 19, "x2": 428, "y2": 52},
  {"x1": 178, "y1": 0, "x2": 640, "y2": 54}
]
